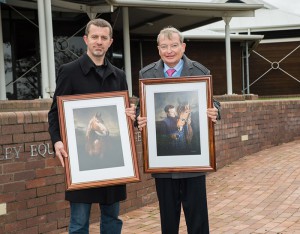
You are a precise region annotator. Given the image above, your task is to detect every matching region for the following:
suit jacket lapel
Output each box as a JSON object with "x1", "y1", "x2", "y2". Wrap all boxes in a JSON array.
[
  {"x1": 154, "y1": 60, "x2": 165, "y2": 78},
  {"x1": 180, "y1": 54, "x2": 193, "y2": 77}
]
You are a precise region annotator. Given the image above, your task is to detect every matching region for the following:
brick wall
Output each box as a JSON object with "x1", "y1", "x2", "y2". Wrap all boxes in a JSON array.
[
  {"x1": 214, "y1": 99, "x2": 300, "y2": 168},
  {"x1": 0, "y1": 99, "x2": 300, "y2": 233}
]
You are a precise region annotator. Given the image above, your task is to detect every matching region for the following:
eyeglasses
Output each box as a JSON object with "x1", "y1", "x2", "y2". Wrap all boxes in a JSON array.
[{"x1": 159, "y1": 43, "x2": 180, "y2": 51}]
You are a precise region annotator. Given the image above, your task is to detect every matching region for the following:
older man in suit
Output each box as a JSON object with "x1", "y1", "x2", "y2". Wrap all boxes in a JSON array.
[{"x1": 137, "y1": 26, "x2": 220, "y2": 234}]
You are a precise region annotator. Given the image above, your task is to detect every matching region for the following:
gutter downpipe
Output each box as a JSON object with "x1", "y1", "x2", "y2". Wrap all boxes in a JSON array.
[
  {"x1": 245, "y1": 41, "x2": 250, "y2": 94},
  {"x1": 122, "y1": 7, "x2": 132, "y2": 96},
  {"x1": 242, "y1": 44, "x2": 245, "y2": 95}
]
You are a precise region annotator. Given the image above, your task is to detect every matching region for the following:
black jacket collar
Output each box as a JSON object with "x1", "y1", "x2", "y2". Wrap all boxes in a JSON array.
[{"x1": 79, "y1": 53, "x2": 114, "y2": 78}]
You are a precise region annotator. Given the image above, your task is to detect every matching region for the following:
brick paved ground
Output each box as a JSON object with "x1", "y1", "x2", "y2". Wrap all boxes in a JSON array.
[{"x1": 65, "y1": 140, "x2": 300, "y2": 233}]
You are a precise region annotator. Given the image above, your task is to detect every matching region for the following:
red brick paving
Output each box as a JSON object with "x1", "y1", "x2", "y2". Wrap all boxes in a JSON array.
[{"x1": 64, "y1": 140, "x2": 300, "y2": 233}]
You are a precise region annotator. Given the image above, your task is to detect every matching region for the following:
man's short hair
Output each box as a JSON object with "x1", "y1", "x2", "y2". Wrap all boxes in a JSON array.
[
  {"x1": 85, "y1": 18, "x2": 113, "y2": 38},
  {"x1": 157, "y1": 26, "x2": 184, "y2": 45},
  {"x1": 164, "y1": 104, "x2": 175, "y2": 113}
]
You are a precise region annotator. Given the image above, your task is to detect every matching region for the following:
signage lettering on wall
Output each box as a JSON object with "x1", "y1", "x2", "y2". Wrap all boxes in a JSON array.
[
  {"x1": 0, "y1": 143, "x2": 54, "y2": 161},
  {"x1": 3, "y1": 146, "x2": 22, "y2": 160},
  {"x1": 1, "y1": 133, "x2": 142, "y2": 161}
]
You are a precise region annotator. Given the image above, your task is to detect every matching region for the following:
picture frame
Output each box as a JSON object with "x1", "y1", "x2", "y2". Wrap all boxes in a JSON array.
[
  {"x1": 139, "y1": 76, "x2": 216, "y2": 173},
  {"x1": 57, "y1": 91, "x2": 140, "y2": 191}
]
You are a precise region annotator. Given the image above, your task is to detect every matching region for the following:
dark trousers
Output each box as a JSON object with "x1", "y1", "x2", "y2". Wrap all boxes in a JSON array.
[{"x1": 155, "y1": 176, "x2": 209, "y2": 234}]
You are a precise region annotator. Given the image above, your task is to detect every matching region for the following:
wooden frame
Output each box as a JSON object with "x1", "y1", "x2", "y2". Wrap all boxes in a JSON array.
[
  {"x1": 57, "y1": 91, "x2": 140, "y2": 190},
  {"x1": 139, "y1": 76, "x2": 216, "y2": 173}
]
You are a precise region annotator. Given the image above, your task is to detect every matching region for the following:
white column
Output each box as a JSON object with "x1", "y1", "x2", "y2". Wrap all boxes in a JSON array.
[
  {"x1": 0, "y1": 4, "x2": 7, "y2": 100},
  {"x1": 122, "y1": 7, "x2": 133, "y2": 96},
  {"x1": 223, "y1": 17, "x2": 233, "y2": 95},
  {"x1": 44, "y1": 0, "x2": 56, "y2": 98},
  {"x1": 37, "y1": 0, "x2": 50, "y2": 98}
]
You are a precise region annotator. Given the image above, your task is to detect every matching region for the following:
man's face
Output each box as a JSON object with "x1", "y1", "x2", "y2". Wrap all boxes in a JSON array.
[
  {"x1": 157, "y1": 32, "x2": 186, "y2": 68},
  {"x1": 167, "y1": 108, "x2": 176, "y2": 118},
  {"x1": 83, "y1": 24, "x2": 113, "y2": 59}
]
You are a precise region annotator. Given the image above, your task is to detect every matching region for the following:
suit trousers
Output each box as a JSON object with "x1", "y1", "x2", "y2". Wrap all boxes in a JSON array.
[{"x1": 155, "y1": 176, "x2": 209, "y2": 234}]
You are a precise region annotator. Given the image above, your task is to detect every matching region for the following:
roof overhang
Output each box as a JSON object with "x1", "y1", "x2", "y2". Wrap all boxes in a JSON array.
[{"x1": 1, "y1": 0, "x2": 264, "y2": 36}]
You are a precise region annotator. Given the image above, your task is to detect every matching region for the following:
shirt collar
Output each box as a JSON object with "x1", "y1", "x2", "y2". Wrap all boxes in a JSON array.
[
  {"x1": 80, "y1": 53, "x2": 108, "y2": 75},
  {"x1": 164, "y1": 59, "x2": 183, "y2": 73}
]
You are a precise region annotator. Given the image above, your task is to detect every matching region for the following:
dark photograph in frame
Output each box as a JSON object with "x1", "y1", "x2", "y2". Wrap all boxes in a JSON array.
[
  {"x1": 154, "y1": 90, "x2": 201, "y2": 156},
  {"x1": 73, "y1": 105, "x2": 124, "y2": 171}
]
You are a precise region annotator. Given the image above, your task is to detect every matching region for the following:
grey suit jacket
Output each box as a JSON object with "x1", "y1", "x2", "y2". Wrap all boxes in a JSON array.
[{"x1": 139, "y1": 54, "x2": 219, "y2": 179}]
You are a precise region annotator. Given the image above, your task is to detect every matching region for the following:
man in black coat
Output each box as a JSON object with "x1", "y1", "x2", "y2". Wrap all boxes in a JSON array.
[
  {"x1": 48, "y1": 18, "x2": 136, "y2": 234},
  {"x1": 137, "y1": 26, "x2": 220, "y2": 234}
]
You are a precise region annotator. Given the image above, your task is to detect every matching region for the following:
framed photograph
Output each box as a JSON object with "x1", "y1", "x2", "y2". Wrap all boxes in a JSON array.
[
  {"x1": 139, "y1": 76, "x2": 216, "y2": 173},
  {"x1": 57, "y1": 91, "x2": 140, "y2": 191}
]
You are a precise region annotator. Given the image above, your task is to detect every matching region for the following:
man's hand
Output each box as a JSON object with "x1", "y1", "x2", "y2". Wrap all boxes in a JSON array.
[
  {"x1": 54, "y1": 141, "x2": 68, "y2": 167},
  {"x1": 207, "y1": 107, "x2": 218, "y2": 123},
  {"x1": 137, "y1": 115, "x2": 147, "y2": 131},
  {"x1": 125, "y1": 103, "x2": 136, "y2": 121}
]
